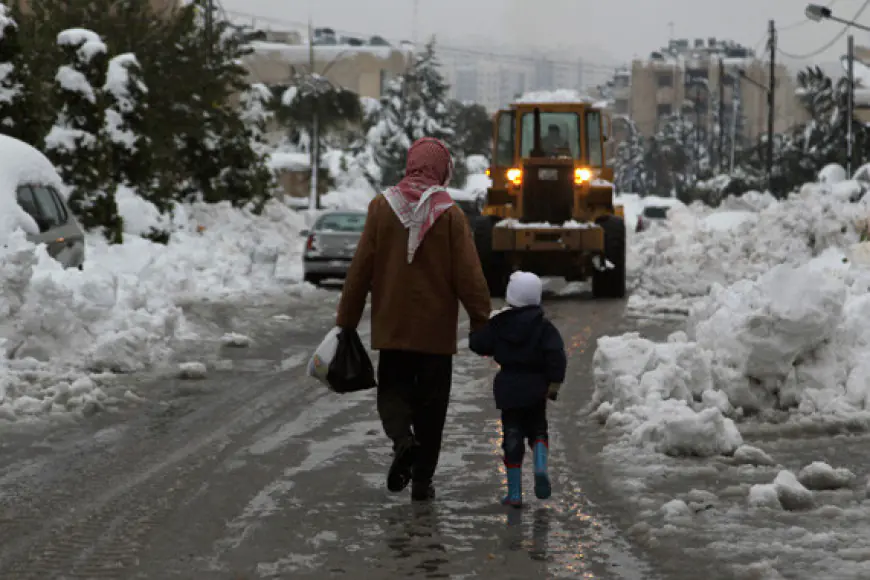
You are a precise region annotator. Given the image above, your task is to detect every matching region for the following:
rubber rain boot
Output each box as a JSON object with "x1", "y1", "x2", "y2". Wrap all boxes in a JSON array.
[
  {"x1": 501, "y1": 466, "x2": 523, "y2": 508},
  {"x1": 533, "y1": 440, "x2": 551, "y2": 499}
]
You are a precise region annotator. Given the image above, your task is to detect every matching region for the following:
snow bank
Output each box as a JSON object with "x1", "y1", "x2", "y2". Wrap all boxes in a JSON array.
[
  {"x1": 592, "y1": 331, "x2": 743, "y2": 457},
  {"x1": 629, "y1": 184, "x2": 866, "y2": 314},
  {"x1": 1, "y1": 193, "x2": 307, "y2": 423},
  {"x1": 595, "y1": 238, "x2": 870, "y2": 461}
]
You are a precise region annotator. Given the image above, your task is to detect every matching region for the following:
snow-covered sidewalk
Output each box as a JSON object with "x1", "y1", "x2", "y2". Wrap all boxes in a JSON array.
[{"x1": 1, "y1": 193, "x2": 310, "y2": 423}]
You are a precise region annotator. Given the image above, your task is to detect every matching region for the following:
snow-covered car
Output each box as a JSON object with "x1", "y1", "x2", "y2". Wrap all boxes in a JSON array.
[
  {"x1": 302, "y1": 210, "x2": 366, "y2": 285},
  {"x1": 0, "y1": 134, "x2": 85, "y2": 269},
  {"x1": 635, "y1": 196, "x2": 684, "y2": 232}
]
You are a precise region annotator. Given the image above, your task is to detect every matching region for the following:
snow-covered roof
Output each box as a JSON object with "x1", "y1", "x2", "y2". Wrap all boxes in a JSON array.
[
  {"x1": 0, "y1": 134, "x2": 64, "y2": 237},
  {"x1": 514, "y1": 89, "x2": 598, "y2": 105},
  {"x1": 249, "y1": 41, "x2": 410, "y2": 64}
]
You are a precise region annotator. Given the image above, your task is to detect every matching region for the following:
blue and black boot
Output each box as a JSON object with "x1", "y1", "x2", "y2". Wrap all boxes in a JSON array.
[
  {"x1": 533, "y1": 440, "x2": 551, "y2": 499},
  {"x1": 501, "y1": 465, "x2": 523, "y2": 508}
]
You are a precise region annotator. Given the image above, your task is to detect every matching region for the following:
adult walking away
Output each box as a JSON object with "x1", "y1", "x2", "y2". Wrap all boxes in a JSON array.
[{"x1": 336, "y1": 137, "x2": 492, "y2": 501}]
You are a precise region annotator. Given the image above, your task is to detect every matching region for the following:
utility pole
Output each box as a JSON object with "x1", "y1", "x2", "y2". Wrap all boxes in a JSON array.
[
  {"x1": 848, "y1": 34, "x2": 855, "y2": 178},
  {"x1": 718, "y1": 58, "x2": 725, "y2": 173},
  {"x1": 308, "y1": 18, "x2": 320, "y2": 210},
  {"x1": 767, "y1": 19, "x2": 776, "y2": 191},
  {"x1": 204, "y1": 0, "x2": 214, "y2": 64}
]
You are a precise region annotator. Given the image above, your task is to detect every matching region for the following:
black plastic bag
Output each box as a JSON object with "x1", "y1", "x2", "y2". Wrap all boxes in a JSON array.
[{"x1": 326, "y1": 328, "x2": 377, "y2": 393}]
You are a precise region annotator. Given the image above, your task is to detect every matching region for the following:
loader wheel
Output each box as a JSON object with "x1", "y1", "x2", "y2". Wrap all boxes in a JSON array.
[
  {"x1": 592, "y1": 215, "x2": 626, "y2": 299},
  {"x1": 472, "y1": 216, "x2": 509, "y2": 299}
]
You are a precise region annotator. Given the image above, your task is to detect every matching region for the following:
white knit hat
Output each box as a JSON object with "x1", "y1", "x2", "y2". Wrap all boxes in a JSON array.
[{"x1": 505, "y1": 271, "x2": 543, "y2": 307}]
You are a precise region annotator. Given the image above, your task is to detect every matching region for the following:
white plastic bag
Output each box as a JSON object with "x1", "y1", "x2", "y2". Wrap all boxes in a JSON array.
[{"x1": 307, "y1": 327, "x2": 341, "y2": 384}]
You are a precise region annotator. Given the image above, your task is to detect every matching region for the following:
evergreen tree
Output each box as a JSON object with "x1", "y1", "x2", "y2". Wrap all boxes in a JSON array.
[
  {"x1": 448, "y1": 99, "x2": 492, "y2": 161},
  {"x1": 240, "y1": 82, "x2": 274, "y2": 157},
  {"x1": 0, "y1": 3, "x2": 26, "y2": 138},
  {"x1": 645, "y1": 113, "x2": 699, "y2": 199},
  {"x1": 612, "y1": 117, "x2": 648, "y2": 194},
  {"x1": 368, "y1": 39, "x2": 458, "y2": 188},
  {"x1": 103, "y1": 54, "x2": 152, "y2": 194},
  {"x1": 45, "y1": 28, "x2": 123, "y2": 243},
  {"x1": 368, "y1": 75, "x2": 413, "y2": 187}
]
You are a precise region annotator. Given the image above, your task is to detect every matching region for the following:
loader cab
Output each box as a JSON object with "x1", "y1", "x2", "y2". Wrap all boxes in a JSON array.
[{"x1": 486, "y1": 103, "x2": 615, "y2": 221}]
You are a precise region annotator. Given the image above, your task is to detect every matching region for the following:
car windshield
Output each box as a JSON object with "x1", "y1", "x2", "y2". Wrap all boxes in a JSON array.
[
  {"x1": 315, "y1": 213, "x2": 366, "y2": 232},
  {"x1": 643, "y1": 206, "x2": 670, "y2": 219}
]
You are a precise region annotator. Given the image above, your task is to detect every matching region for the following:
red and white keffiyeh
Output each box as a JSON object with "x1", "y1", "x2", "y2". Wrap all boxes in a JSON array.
[{"x1": 383, "y1": 138, "x2": 456, "y2": 263}]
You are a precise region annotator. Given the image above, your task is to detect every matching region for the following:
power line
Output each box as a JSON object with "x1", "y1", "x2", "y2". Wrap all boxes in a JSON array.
[
  {"x1": 778, "y1": 0, "x2": 870, "y2": 59},
  {"x1": 222, "y1": 8, "x2": 622, "y2": 74}
]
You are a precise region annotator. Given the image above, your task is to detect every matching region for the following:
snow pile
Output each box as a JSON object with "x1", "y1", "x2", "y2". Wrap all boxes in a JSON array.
[
  {"x1": 1, "y1": 192, "x2": 307, "y2": 422},
  {"x1": 592, "y1": 331, "x2": 743, "y2": 458},
  {"x1": 629, "y1": 184, "x2": 866, "y2": 315},
  {"x1": 593, "y1": 249, "x2": 870, "y2": 459}
]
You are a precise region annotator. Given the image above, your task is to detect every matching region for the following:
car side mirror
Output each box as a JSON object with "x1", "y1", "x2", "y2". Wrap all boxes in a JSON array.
[{"x1": 36, "y1": 217, "x2": 52, "y2": 233}]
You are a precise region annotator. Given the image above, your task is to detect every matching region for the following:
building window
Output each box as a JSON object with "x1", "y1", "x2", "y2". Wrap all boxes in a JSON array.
[
  {"x1": 657, "y1": 103, "x2": 672, "y2": 117},
  {"x1": 657, "y1": 73, "x2": 673, "y2": 88}
]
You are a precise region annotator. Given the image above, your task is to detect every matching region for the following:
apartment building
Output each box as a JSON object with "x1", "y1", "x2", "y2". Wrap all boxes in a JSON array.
[
  {"x1": 242, "y1": 32, "x2": 412, "y2": 100},
  {"x1": 623, "y1": 38, "x2": 808, "y2": 144},
  {"x1": 440, "y1": 50, "x2": 586, "y2": 113}
]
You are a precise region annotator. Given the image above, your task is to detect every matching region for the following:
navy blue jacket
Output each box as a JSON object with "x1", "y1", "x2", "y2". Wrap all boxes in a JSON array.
[{"x1": 469, "y1": 305, "x2": 567, "y2": 410}]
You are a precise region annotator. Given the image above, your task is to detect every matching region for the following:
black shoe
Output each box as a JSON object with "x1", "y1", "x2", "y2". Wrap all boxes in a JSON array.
[
  {"x1": 411, "y1": 480, "x2": 435, "y2": 501},
  {"x1": 387, "y1": 439, "x2": 417, "y2": 492}
]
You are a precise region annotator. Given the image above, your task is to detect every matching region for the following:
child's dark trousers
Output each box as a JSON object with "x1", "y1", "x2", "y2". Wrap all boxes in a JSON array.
[{"x1": 500, "y1": 401, "x2": 548, "y2": 467}]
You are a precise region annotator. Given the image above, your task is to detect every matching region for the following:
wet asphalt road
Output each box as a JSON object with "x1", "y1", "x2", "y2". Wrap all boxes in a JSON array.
[{"x1": 0, "y1": 286, "x2": 671, "y2": 579}]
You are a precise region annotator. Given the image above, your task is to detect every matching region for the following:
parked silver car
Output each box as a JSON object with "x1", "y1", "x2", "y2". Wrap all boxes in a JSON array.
[
  {"x1": 2, "y1": 135, "x2": 85, "y2": 269},
  {"x1": 16, "y1": 183, "x2": 86, "y2": 269},
  {"x1": 302, "y1": 210, "x2": 366, "y2": 285}
]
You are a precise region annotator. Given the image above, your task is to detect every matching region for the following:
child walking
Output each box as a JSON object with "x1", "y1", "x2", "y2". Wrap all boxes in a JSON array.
[{"x1": 469, "y1": 271, "x2": 567, "y2": 508}]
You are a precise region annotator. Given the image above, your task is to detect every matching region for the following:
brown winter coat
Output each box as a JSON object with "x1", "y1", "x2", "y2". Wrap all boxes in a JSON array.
[{"x1": 335, "y1": 195, "x2": 491, "y2": 355}]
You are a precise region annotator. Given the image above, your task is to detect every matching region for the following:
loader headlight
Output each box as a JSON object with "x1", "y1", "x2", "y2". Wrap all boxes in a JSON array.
[
  {"x1": 506, "y1": 168, "x2": 522, "y2": 185},
  {"x1": 574, "y1": 167, "x2": 592, "y2": 184}
]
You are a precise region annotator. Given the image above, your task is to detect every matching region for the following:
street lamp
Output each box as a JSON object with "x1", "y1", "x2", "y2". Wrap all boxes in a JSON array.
[
  {"x1": 806, "y1": 3, "x2": 870, "y2": 31},
  {"x1": 805, "y1": 3, "x2": 870, "y2": 177}
]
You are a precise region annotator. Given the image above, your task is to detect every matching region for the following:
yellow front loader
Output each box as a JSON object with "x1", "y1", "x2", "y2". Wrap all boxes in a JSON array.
[{"x1": 472, "y1": 99, "x2": 626, "y2": 298}]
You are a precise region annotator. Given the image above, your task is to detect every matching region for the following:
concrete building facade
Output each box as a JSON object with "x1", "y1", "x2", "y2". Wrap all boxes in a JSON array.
[
  {"x1": 620, "y1": 38, "x2": 808, "y2": 145},
  {"x1": 242, "y1": 38, "x2": 412, "y2": 100}
]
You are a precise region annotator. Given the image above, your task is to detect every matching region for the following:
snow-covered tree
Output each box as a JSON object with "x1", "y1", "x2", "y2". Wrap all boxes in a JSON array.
[
  {"x1": 103, "y1": 54, "x2": 152, "y2": 194},
  {"x1": 368, "y1": 39, "x2": 458, "y2": 188},
  {"x1": 612, "y1": 116, "x2": 648, "y2": 194},
  {"x1": 240, "y1": 82, "x2": 274, "y2": 157},
  {"x1": 0, "y1": 3, "x2": 26, "y2": 136},
  {"x1": 45, "y1": 28, "x2": 123, "y2": 243}
]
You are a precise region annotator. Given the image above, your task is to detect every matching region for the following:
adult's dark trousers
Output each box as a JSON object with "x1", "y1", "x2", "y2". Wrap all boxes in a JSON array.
[
  {"x1": 501, "y1": 402, "x2": 548, "y2": 467},
  {"x1": 377, "y1": 349, "x2": 453, "y2": 483}
]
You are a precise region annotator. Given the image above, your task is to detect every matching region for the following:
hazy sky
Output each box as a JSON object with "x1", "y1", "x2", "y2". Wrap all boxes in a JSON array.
[{"x1": 222, "y1": 0, "x2": 870, "y2": 68}]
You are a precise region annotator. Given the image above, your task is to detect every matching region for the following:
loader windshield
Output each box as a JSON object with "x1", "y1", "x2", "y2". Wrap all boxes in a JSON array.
[{"x1": 520, "y1": 112, "x2": 580, "y2": 159}]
